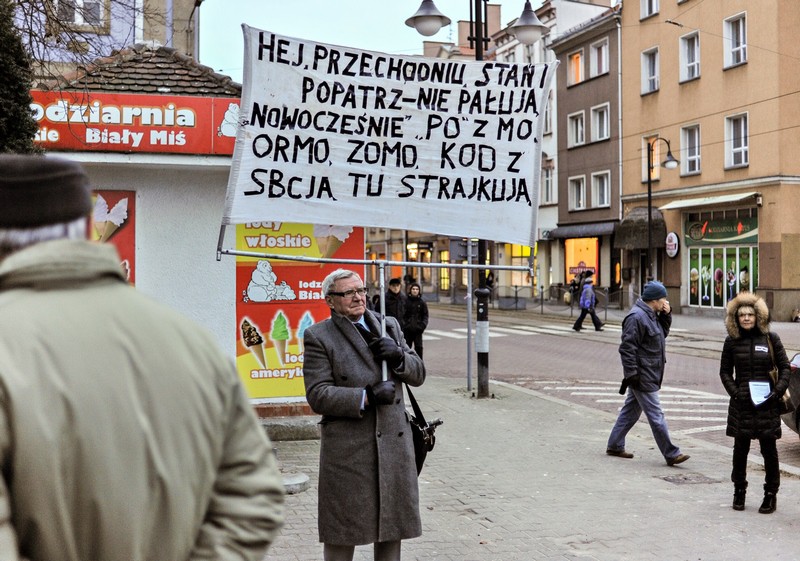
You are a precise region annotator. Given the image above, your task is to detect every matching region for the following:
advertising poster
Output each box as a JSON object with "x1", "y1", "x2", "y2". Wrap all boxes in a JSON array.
[
  {"x1": 92, "y1": 190, "x2": 136, "y2": 284},
  {"x1": 235, "y1": 223, "x2": 364, "y2": 400}
]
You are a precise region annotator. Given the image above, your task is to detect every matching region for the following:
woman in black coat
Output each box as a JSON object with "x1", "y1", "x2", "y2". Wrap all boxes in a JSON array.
[
  {"x1": 402, "y1": 282, "x2": 429, "y2": 360},
  {"x1": 719, "y1": 292, "x2": 790, "y2": 514}
]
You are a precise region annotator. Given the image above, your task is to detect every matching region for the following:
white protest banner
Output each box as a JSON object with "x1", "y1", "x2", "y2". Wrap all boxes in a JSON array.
[{"x1": 222, "y1": 26, "x2": 557, "y2": 247}]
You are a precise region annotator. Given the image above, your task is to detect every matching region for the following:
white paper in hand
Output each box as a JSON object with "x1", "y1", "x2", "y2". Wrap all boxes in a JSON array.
[{"x1": 749, "y1": 381, "x2": 772, "y2": 406}]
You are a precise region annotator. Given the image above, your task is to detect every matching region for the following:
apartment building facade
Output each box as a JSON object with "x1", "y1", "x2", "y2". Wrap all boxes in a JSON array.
[
  {"x1": 621, "y1": 0, "x2": 800, "y2": 319},
  {"x1": 549, "y1": 5, "x2": 622, "y2": 303}
]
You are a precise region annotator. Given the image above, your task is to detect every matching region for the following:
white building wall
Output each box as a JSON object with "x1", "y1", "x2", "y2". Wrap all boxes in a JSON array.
[{"x1": 78, "y1": 158, "x2": 237, "y2": 355}]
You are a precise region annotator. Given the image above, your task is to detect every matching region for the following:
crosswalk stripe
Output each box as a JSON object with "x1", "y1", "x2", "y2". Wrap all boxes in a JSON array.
[
  {"x1": 425, "y1": 329, "x2": 467, "y2": 339},
  {"x1": 452, "y1": 328, "x2": 505, "y2": 337}
]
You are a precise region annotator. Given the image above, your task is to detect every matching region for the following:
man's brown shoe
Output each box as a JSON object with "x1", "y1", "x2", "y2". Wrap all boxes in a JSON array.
[
  {"x1": 606, "y1": 449, "x2": 634, "y2": 459},
  {"x1": 667, "y1": 454, "x2": 690, "y2": 466}
]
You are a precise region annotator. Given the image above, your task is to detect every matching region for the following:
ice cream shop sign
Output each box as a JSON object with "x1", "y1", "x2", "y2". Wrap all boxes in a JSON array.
[{"x1": 30, "y1": 90, "x2": 238, "y2": 155}]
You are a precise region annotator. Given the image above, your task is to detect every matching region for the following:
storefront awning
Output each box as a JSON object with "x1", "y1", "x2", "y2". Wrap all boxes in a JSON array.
[
  {"x1": 613, "y1": 207, "x2": 666, "y2": 250},
  {"x1": 658, "y1": 191, "x2": 758, "y2": 210},
  {"x1": 547, "y1": 222, "x2": 617, "y2": 240}
]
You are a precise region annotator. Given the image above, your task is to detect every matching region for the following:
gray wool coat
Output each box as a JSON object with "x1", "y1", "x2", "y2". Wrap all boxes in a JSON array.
[{"x1": 303, "y1": 310, "x2": 426, "y2": 546}]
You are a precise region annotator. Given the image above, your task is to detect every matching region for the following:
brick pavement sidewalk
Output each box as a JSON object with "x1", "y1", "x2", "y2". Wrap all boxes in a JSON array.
[{"x1": 267, "y1": 376, "x2": 800, "y2": 561}]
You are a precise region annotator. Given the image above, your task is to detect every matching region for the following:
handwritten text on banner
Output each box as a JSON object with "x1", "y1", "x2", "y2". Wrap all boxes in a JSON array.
[{"x1": 223, "y1": 26, "x2": 557, "y2": 247}]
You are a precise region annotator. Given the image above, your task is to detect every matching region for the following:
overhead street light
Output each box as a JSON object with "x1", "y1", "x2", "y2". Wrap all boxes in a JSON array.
[
  {"x1": 407, "y1": 0, "x2": 547, "y2": 398},
  {"x1": 646, "y1": 137, "x2": 679, "y2": 281}
]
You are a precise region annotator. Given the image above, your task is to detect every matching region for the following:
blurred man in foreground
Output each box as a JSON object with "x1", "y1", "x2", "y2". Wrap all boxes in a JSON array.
[{"x1": 0, "y1": 154, "x2": 284, "y2": 560}]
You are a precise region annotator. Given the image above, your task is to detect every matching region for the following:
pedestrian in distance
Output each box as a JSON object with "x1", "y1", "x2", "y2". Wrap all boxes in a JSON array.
[
  {"x1": 402, "y1": 281, "x2": 429, "y2": 359},
  {"x1": 0, "y1": 154, "x2": 284, "y2": 560},
  {"x1": 719, "y1": 292, "x2": 790, "y2": 514},
  {"x1": 303, "y1": 269, "x2": 426, "y2": 561},
  {"x1": 385, "y1": 277, "x2": 407, "y2": 327},
  {"x1": 572, "y1": 272, "x2": 604, "y2": 331},
  {"x1": 606, "y1": 280, "x2": 690, "y2": 467}
]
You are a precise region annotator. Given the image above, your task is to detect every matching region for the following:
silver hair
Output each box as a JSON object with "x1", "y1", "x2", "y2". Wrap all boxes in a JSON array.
[
  {"x1": 0, "y1": 217, "x2": 87, "y2": 261},
  {"x1": 322, "y1": 268, "x2": 361, "y2": 295}
]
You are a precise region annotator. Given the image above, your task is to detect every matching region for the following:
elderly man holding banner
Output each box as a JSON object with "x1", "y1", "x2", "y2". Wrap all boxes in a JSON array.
[{"x1": 303, "y1": 268, "x2": 425, "y2": 561}]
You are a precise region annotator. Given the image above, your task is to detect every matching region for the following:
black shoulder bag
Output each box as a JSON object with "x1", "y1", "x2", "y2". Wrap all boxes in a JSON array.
[{"x1": 405, "y1": 384, "x2": 442, "y2": 475}]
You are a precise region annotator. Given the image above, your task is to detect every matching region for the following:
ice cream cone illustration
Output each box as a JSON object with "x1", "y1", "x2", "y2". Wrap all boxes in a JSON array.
[
  {"x1": 313, "y1": 225, "x2": 353, "y2": 261},
  {"x1": 93, "y1": 194, "x2": 129, "y2": 243},
  {"x1": 296, "y1": 311, "x2": 314, "y2": 354},
  {"x1": 270, "y1": 312, "x2": 290, "y2": 365},
  {"x1": 240, "y1": 319, "x2": 266, "y2": 368}
]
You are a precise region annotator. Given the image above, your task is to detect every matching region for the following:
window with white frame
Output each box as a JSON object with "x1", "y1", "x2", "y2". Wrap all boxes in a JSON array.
[
  {"x1": 541, "y1": 160, "x2": 556, "y2": 204},
  {"x1": 567, "y1": 111, "x2": 585, "y2": 147},
  {"x1": 724, "y1": 13, "x2": 747, "y2": 67},
  {"x1": 641, "y1": 0, "x2": 659, "y2": 18},
  {"x1": 680, "y1": 32, "x2": 700, "y2": 81},
  {"x1": 681, "y1": 125, "x2": 701, "y2": 174},
  {"x1": 590, "y1": 38, "x2": 609, "y2": 77},
  {"x1": 568, "y1": 50, "x2": 584, "y2": 85},
  {"x1": 543, "y1": 91, "x2": 552, "y2": 134},
  {"x1": 56, "y1": 0, "x2": 105, "y2": 27},
  {"x1": 591, "y1": 104, "x2": 610, "y2": 142},
  {"x1": 726, "y1": 113, "x2": 749, "y2": 167},
  {"x1": 641, "y1": 48, "x2": 659, "y2": 93},
  {"x1": 569, "y1": 176, "x2": 586, "y2": 210},
  {"x1": 591, "y1": 172, "x2": 611, "y2": 208}
]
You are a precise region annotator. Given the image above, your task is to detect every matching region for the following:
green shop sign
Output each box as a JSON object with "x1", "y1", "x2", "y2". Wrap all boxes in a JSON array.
[{"x1": 684, "y1": 216, "x2": 758, "y2": 246}]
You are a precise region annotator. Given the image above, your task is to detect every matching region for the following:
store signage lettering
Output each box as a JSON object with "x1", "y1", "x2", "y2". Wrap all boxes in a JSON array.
[{"x1": 30, "y1": 90, "x2": 238, "y2": 155}]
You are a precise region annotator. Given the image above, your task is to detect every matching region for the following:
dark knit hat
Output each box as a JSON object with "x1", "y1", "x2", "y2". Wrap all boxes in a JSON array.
[
  {"x1": 0, "y1": 154, "x2": 92, "y2": 227},
  {"x1": 389, "y1": 278, "x2": 402, "y2": 286},
  {"x1": 642, "y1": 281, "x2": 667, "y2": 301}
]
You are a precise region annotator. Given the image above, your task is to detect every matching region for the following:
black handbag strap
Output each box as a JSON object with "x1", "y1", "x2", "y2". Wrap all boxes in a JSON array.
[{"x1": 405, "y1": 384, "x2": 427, "y2": 426}]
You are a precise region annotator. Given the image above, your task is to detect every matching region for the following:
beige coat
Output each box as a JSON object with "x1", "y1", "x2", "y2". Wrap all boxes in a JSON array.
[
  {"x1": 0, "y1": 240, "x2": 284, "y2": 561},
  {"x1": 303, "y1": 310, "x2": 425, "y2": 545}
]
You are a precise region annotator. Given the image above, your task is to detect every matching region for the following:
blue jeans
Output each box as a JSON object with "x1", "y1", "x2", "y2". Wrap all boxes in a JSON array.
[{"x1": 607, "y1": 388, "x2": 681, "y2": 461}]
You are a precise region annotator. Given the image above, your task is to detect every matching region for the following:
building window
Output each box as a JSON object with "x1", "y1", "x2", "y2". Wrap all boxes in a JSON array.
[
  {"x1": 510, "y1": 244, "x2": 532, "y2": 287},
  {"x1": 541, "y1": 161, "x2": 556, "y2": 204},
  {"x1": 641, "y1": 0, "x2": 659, "y2": 19},
  {"x1": 642, "y1": 135, "x2": 662, "y2": 182},
  {"x1": 569, "y1": 176, "x2": 586, "y2": 210},
  {"x1": 681, "y1": 125, "x2": 701, "y2": 174},
  {"x1": 591, "y1": 172, "x2": 611, "y2": 208},
  {"x1": 724, "y1": 13, "x2": 747, "y2": 67},
  {"x1": 680, "y1": 32, "x2": 700, "y2": 81},
  {"x1": 567, "y1": 111, "x2": 585, "y2": 147},
  {"x1": 726, "y1": 113, "x2": 749, "y2": 168},
  {"x1": 641, "y1": 48, "x2": 659, "y2": 94},
  {"x1": 590, "y1": 38, "x2": 609, "y2": 77},
  {"x1": 56, "y1": 0, "x2": 105, "y2": 27},
  {"x1": 543, "y1": 91, "x2": 552, "y2": 135},
  {"x1": 568, "y1": 50, "x2": 584, "y2": 85},
  {"x1": 591, "y1": 103, "x2": 610, "y2": 142}
]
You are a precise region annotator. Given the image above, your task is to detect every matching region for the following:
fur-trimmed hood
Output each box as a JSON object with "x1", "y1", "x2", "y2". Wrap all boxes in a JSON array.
[{"x1": 724, "y1": 291, "x2": 770, "y2": 338}]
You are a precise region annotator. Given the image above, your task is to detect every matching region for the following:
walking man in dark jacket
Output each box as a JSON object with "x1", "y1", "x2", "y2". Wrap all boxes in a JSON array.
[{"x1": 606, "y1": 281, "x2": 690, "y2": 466}]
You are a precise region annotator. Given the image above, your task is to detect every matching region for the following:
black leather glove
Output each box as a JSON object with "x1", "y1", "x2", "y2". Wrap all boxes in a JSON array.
[
  {"x1": 366, "y1": 380, "x2": 396, "y2": 406},
  {"x1": 762, "y1": 391, "x2": 777, "y2": 404},
  {"x1": 626, "y1": 374, "x2": 642, "y2": 391},
  {"x1": 368, "y1": 337, "x2": 405, "y2": 369}
]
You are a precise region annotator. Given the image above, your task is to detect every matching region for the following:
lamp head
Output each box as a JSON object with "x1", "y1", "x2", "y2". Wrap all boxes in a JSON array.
[
  {"x1": 406, "y1": 0, "x2": 451, "y2": 37},
  {"x1": 508, "y1": 1, "x2": 548, "y2": 45},
  {"x1": 662, "y1": 149, "x2": 680, "y2": 170}
]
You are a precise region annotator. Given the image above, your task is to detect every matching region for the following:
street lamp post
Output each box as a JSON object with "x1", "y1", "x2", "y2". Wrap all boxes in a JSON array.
[
  {"x1": 407, "y1": 1, "x2": 547, "y2": 397},
  {"x1": 646, "y1": 137, "x2": 679, "y2": 281}
]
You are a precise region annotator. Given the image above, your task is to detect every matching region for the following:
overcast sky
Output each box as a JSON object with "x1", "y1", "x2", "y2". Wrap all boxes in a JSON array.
[{"x1": 197, "y1": 0, "x2": 540, "y2": 83}]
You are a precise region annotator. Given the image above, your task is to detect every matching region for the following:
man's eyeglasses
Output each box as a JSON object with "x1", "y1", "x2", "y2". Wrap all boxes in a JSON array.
[{"x1": 328, "y1": 287, "x2": 368, "y2": 299}]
